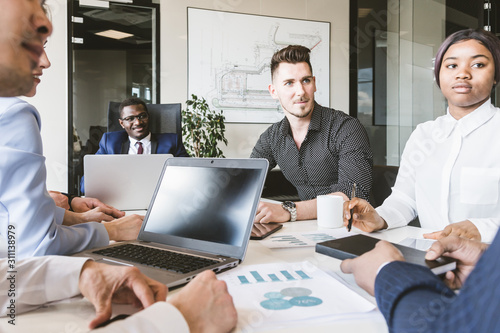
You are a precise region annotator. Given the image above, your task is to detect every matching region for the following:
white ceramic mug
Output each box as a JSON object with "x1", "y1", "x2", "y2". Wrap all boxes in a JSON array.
[{"x1": 317, "y1": 194, "x2": 344, "y2": 228}]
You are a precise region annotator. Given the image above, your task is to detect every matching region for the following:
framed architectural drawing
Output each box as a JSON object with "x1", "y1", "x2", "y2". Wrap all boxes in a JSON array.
[{"x1": 187, "y1": 8, "x2": 330, "y2": 123}]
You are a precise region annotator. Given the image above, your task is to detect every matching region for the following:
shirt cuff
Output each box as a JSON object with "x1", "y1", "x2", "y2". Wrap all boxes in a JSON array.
[
  {"x1": 376, "y1": 261, "x2": 392, "y2": 276},
  {"x1": 47, "y1": 256, "x2": 91, "y2": 302},
  {"x1": 375, "y1": 207, "x2": 396, "y2": 229},
  {"x1": 96, "y1": 302, "x2": 189, "y2": 333},
  {"x1": 54, "y1": 206, "x2": 66, "y2": 225},
  {"x1": 468, "y1": 218, "x2": 500, "y2": 243}
]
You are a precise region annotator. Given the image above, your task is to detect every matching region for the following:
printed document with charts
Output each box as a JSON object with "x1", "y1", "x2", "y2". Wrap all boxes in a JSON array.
[
  {"x1": 217, "y1": 261, "x2": 375, "y2": 331},
  {"x1": 259, "y1": 227, "x2": 352, "y2": 248}
]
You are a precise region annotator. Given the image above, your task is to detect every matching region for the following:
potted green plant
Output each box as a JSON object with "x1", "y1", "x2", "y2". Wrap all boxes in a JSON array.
[{"x1": 182, "y1": 94, "x2": 228, "y2": 157}]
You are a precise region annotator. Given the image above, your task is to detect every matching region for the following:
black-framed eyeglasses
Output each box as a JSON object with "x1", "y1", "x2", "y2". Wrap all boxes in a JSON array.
[{"x1": 120, "y1": 112, "x2": 149, "y2": 123}]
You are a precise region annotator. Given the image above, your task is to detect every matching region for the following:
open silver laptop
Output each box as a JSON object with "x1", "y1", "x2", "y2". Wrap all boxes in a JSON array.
[
  {"x1": 84, "y1": 154, "x2": 173, "y2": 210},
  {"x1": 74, "y1": 157, "x2": 268, "y2": 287}
]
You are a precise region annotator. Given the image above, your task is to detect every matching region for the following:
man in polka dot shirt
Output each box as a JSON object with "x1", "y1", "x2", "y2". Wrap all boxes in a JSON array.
[{"x1": 251, "y1": 45, "x2": 373, "y2": 224}]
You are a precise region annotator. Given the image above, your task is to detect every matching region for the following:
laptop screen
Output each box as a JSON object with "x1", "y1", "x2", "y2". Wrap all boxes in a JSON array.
[{"x1": 139, "y1": 158, "x2": 268, "y2": 259}]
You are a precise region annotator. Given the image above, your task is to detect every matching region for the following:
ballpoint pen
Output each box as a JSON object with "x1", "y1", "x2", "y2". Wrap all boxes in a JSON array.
[{"x1": 347, "y1": 183, "x2": 356, "y2": 232}]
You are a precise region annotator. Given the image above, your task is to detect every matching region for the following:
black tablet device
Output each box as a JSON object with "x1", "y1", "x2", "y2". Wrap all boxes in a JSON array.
[{"x1": 316, "y1": 234, "x2": 456, "y2": 275}]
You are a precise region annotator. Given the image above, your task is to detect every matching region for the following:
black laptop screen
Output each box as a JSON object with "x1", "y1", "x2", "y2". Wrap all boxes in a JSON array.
[{"x1": 143, "y1": 165, "x2": 262, "y2": 247}]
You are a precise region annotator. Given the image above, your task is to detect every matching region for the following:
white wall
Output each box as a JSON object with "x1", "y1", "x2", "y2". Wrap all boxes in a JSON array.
[
  {"x1": 27, "y1": 0, "x2": 69, "y2": 191},
  {"x1": 38, "y1": 0, "x2": 350, "y2": 191}
]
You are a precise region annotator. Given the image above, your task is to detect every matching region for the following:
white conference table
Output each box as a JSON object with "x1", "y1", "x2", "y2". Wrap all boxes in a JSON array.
[{"x1": 2, "y1": 220, "x2": 430, "y2": 333}]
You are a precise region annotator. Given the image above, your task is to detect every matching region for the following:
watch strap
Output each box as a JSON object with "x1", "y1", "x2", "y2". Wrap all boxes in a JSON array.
[{"x1": 281, "y1": 201, "x2": 297, "y2": 222}]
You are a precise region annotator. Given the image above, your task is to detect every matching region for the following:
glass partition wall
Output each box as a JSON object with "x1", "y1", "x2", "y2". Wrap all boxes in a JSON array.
[
  {"x1": 353, "y1": 0, "x2": 498, "y2": 166},
  {"x1": 68, "y1": 0, "x2": 160, "y2": 195}
]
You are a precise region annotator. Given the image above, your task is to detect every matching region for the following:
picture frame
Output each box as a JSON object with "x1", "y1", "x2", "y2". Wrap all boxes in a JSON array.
[{"x1": 187, "y1": 7, "x2": 330, "y2": 123}]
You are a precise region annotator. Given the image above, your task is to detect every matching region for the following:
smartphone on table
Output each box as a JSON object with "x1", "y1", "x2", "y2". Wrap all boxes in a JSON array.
[{"x1": 250, "y1": 223, "x2": 283, "y2": 240}]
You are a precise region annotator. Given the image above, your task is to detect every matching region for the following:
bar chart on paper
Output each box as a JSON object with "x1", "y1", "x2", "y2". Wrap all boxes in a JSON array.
[
  {"x1": 260, "y1": 228, "x2": 352, "y2": 248},
  {"x1": 235, "y1": 269, "x2": 321, "y2": 310},
  {"x1": 237, "y1": 269, "x2": 312, "y2": 284},
  {"x1": 218, "y1": 261, "x2": 375, "y2": 329}
]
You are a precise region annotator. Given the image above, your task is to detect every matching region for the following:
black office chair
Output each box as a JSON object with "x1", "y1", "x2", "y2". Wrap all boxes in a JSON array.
[
  {"x1": 370, "y1": 165, "x2": 399, "y2": 207},
  {"x1": 107, "y1": 101, "x2": 182, "y2": 135},
  {"x1": 261, "y1": 168, "x2": 300, "y2": 201}
]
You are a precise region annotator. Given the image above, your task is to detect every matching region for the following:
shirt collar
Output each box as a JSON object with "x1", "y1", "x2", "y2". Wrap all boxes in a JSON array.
[
  {"x1": 280, "y1": 102, "x2": 322, "y2": 136},
  {"x1": 129, "y1": 132, "x2": 151, "y2": 146},
  {"x1": 441, "y1": 99, "x2": 495, "y2": 138},
  {"x1": 308, "y1": 102, "x2": 322, "y2": 132}
]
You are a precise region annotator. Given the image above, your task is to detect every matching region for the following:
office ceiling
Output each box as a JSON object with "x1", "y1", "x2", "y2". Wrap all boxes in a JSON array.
[{"x1": 72, "y1": 3, "x2": 153, "y2": 50}]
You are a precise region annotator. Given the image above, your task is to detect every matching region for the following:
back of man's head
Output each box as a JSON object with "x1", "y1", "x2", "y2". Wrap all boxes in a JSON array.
[
  {"x1": 270, "y1": 45, "x2": 312, "y2": 81},
  {"x1": 119, "y1": 97, "x2": 148, "y2": 117}
]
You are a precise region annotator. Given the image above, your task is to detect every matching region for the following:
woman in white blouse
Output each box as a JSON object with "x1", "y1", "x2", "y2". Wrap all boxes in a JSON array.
[{"x1": 344, "y1": 28, "x2": 500, "y2": 243}]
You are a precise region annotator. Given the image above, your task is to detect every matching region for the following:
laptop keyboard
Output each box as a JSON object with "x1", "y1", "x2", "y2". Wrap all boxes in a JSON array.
[{"x1": 93, "y1": 244, "x2": 219, "y2": 274}]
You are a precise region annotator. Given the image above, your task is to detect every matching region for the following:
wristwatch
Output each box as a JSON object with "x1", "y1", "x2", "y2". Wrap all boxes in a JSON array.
[
  {"x1": 61, "y1": 192, "x2": 77, "y2": 211},
  {"x1": 281, "y1": 201, "x2": 297, "y2": 222}
]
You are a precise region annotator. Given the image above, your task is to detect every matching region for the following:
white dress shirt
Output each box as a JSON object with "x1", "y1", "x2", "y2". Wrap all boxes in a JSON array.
[
  {"x1": 0, "y1": 256, "x2": 189, "y2": 332},
  {"x1": 128, "y1": 133, "x2": 152, "y2": 154},
  {"x1": 376, "y1": 99, "x2": 500, "y2": 242},
  {"x1": 0, "y1": 97, "x2": 109, "y2": 258}
]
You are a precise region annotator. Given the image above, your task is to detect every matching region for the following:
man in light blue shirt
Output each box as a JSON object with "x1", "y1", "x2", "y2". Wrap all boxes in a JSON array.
[
  {"x1": 0, "y1": 2, "x2": 143, "y2": 259},
  {"x1": 0, "y1": 3, "x2": 236, "y2": 332}
]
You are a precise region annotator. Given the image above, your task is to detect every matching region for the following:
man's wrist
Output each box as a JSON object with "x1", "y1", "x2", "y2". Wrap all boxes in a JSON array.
[
  {"x1": 103, "y1": 222, "x2": 117, "y2": 240},
  {"x1": 61, "y1": 192, "x2": 77, "y2": 211},
  {"x1": 281, "y1": 201, "x2": 297, "y2": 222}
]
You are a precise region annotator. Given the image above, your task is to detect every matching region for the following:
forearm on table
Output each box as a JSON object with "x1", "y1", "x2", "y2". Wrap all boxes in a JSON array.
[
  {"x1": 63, "y1": 210, "x2": 86, "y2": 226},
  {"x1": 94, "y1": 302, "x2": 189, "y2": 333},
  {"x1": 375, "y1": 189, "x2": 418, "y2": 229},
  {"x1": 295, "y1": 199, "x2": 317, "y2": 220},
  {"x1": 0, "y1": 256, "x2": 89, "y2": 317}
]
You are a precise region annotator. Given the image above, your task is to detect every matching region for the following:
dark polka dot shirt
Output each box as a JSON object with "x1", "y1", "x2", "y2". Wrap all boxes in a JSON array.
[{"x1": 251, "y1": 102, "x2": 373, "y2": 201}]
